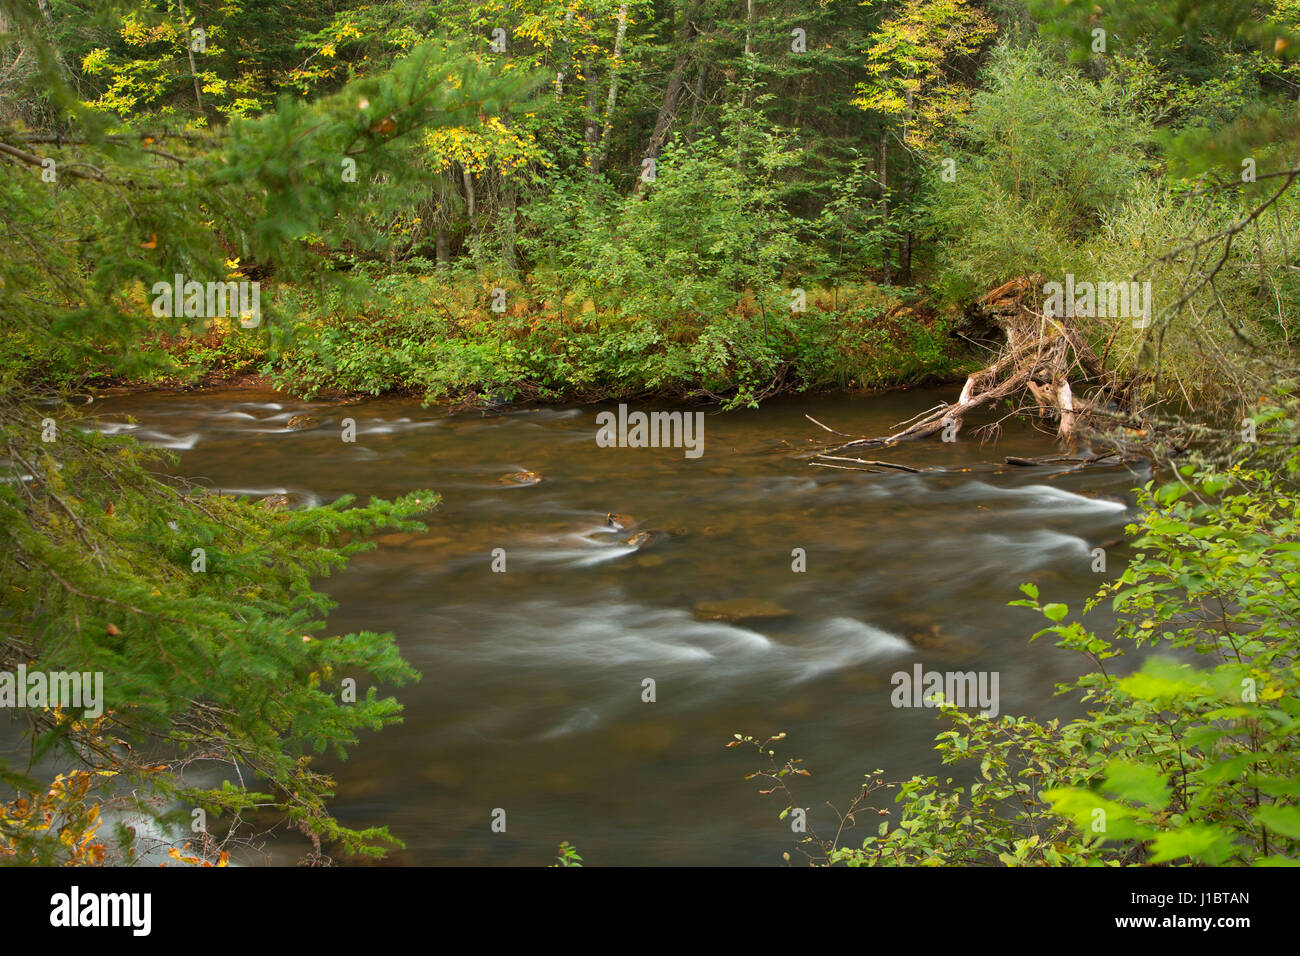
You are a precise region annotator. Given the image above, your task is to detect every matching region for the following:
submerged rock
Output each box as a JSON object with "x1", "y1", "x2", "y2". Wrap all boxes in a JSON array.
[
  {"x1": 285, "y1": 414, "x2": 319, "y2": 431},
  {"x1": 694, "y1": 597, "x2": 791, "y2": 623},
  {"x1": 258, "y1": 494, "x2": 289, "y2": 510},
  {"x1": 499, "y1": 471, "x2": 542, "y2": 486},
  {"x1": 605, "y1": 512, "x2": 637, "y2": 531},
  {"x1": 905, "y1": 623, "x2": 977, "y2": 657}
]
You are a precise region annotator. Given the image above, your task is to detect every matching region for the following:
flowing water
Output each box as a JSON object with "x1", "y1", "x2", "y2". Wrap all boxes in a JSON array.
[{"x1": 79, "y1": 385, "x2": 1147, "y2": 865}]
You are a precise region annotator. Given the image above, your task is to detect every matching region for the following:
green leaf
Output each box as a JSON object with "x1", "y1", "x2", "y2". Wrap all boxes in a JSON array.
[
  {"x1": 1254, "y1": 804, "x2": 1300, "y2": 840},
  {"x1": 1102, "y1": 759, "x2": 1170, "y2": 809},
  {"x1": 1119, "y1": 657, "x2": 1212, "y2": 702},
  {"x1": 1148, "y1": 825, "x2": 1236, "y2": 864}
]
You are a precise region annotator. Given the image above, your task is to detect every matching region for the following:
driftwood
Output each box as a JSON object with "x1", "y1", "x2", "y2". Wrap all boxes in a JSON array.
[
  {"x1": 804, "y1": 414, "x2": 855, "y2": 437},
  {"x1": 1005, "y1": 452, "x2": 1119, "y2": 467},
  {"x1": 813, "y1": 455, "x2": 923, "y2": 473},
  {"x1": 811, "y1": 276, "x2": 1148, "y2": 463}
]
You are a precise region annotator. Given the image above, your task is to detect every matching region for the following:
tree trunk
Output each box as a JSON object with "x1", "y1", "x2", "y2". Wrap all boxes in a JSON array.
[
  {"x1": 1057, "y1": 381, "x2": 1076, "y2": 441},
  {"x1": 435, "y1": 226, "x2": 450, "y2": 269},
  {"x1": 596, "y1": 4, "x2": 630, "y2": 165},
  {"x1": 461, "y1": 164, "x2": 477, "y2": 256},
  {"x1": 584, "y1": 59, "x2": 602, "y2": 176},
  {"x1": 554, "y1": 7, "x2": 576, "y2": 96},
  {"x1": 689, "y1": 63, "x2": 708, "y2": 126},
  {"x1": 500, "y1": 173, "x2": 518, "y2": 273},
  {"x1": 177, "y1": 0, "x2": 203, "y2": 113},
  {"x1": 461, "y1": 164, "x2": 476, "y2": 221},
  {"x1": 636, "y1": 0, "x2": 700, "y2": 193},
  {"x1": 879, "y1": 128, "x2": 891, "y2": 285}
]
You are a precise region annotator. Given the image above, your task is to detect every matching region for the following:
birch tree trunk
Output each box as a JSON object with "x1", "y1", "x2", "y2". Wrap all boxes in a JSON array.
[
  {"x1": 554, "y1": 6, "x2": 576, "y2": 95},
  {"x1": 595, "y1": 3, "x2": 630, "y2": 165},
  {"x1": 177, "y1": 0, "x2": 203, "y2": 112},
  {"x1": 879, "y1": 128, "x2": 891, "y2": 285}
]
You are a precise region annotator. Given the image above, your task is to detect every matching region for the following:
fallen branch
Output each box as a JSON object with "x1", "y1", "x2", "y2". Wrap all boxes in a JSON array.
[
  {"x1": 814, "y1": 455, "x2": 923, "y2": 473},
  {"x1": 804, "y1": 414, "x2": 854, "y2": 437},
  {"x1": 1004, "y1": 453, "x2": 1120, "y2": 467}
]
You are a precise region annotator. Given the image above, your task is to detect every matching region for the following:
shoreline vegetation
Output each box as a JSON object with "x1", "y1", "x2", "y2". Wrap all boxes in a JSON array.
[
  {"x1": 3, "y1": 0, "x2": 1299, "y2": 870},
  {"x1": 26, "y1": 280, "x2": 971, "y2": 408}
]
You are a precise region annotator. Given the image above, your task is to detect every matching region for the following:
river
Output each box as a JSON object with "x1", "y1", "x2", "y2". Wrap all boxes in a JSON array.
[{"x1": 83, "y1": 385, "x2": 1145, "y2": 865}]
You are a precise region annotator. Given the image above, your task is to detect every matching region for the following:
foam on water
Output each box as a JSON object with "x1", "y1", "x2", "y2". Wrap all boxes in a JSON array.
[
  {"x1": 954, "y1": 480, "x2": 1128, "y2": 514},
  {"x1": 423, "y1": 601, "x2": 907, "y2": 687},
  {"x1": 783, "y1": 616, "x2": 913, "y2": 683},
  {"x1": 978, "y1": 528, "x2": 1093, "y2": 558}
]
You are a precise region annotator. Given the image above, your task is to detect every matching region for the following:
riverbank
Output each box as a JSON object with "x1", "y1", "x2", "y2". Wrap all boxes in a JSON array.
[{"x1": 32, "y1": 276, "x2": 975, "y2": 408}]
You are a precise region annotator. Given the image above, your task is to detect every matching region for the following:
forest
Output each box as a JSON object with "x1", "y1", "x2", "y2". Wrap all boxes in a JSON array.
[{"x1": 0, "y1": 0, "x2": 1298, "y2": 871}]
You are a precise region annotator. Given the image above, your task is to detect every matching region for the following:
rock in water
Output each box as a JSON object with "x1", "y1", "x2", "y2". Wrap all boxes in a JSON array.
[
  {"x1": 286, "y1": 414, "x2": 319, "y2": 431},
  {"x1": 694, "y1": 598, "x2": 791, "y2": 623},
  {"x1": 904, "y1": 622, "x2": 977, "y2": 658},
  {"x1": 499, "y1": 471, "x2": 542, "y2": 486}
]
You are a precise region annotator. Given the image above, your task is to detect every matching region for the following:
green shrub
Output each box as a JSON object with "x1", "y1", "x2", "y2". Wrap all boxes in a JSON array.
[{"x1": 741, "y1": 439, "x2": 1300, "y2": 866}]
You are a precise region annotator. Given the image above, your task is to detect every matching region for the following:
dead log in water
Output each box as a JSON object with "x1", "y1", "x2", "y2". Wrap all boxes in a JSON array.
[
  {"x1": 1005, "y1": 452, "x2": 1120, "y2": 467},
  {"x1": 811, "y1": 277, "x2": 1149, "y2": 461}
]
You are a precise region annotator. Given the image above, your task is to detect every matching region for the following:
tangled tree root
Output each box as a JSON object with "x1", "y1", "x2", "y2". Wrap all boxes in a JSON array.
[{"x1": 811, "y1": 277, "x2": 1153, "y2": 462}]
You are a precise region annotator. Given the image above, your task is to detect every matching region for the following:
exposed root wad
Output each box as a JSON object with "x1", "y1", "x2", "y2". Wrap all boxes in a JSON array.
[{"x1": 813, "y1": 276, "x2": 1150, "y2": 458}]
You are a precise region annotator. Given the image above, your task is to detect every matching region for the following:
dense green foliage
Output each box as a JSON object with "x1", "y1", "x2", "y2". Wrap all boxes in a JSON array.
[
  {"x1": 2, "y1": 0, "x2": 1298, "y2": 865},
  {"x1": 266, "y1": 271, "x2": 960, "y2": 405},
  {"x1": 2, "y1": 7, "x2": 525, "y2": 864},
  {"x1": 6, "y1": 0, "x2": 1298, "y2": 406},
  {"x1": 1, "y1": 403, "x2": 433, "y2": 861}
]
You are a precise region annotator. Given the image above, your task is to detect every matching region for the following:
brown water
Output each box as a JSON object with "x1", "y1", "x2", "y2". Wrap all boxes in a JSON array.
[{"x1": 85, "y1": 386, "x2": 1145, "y2": 865}]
